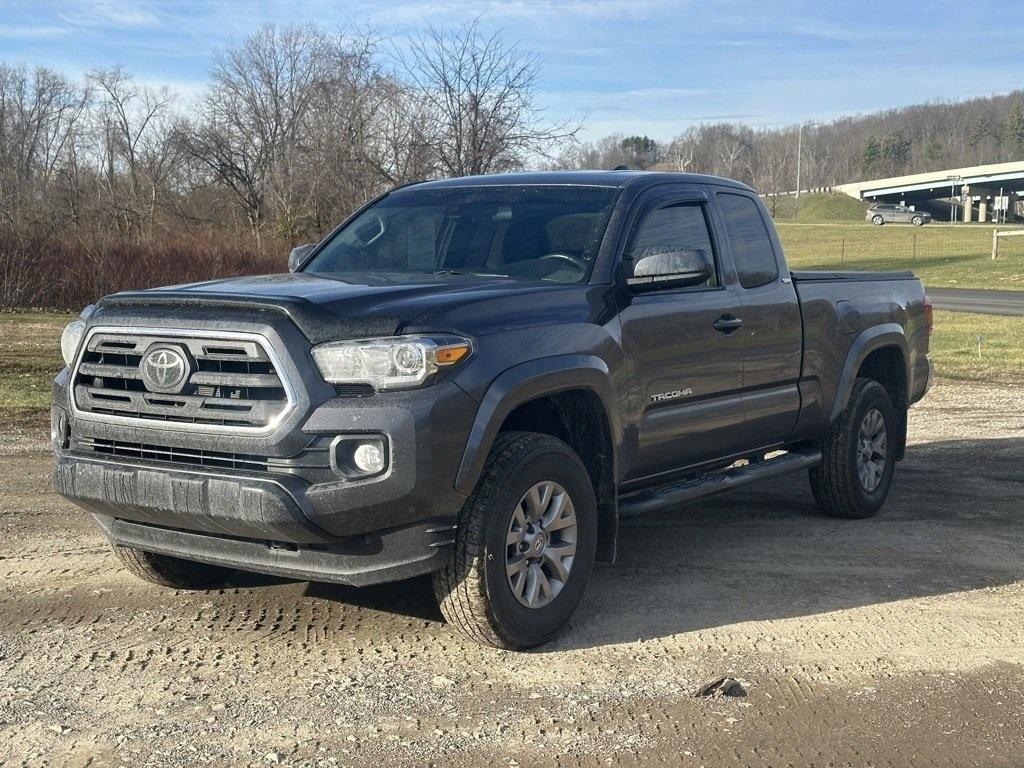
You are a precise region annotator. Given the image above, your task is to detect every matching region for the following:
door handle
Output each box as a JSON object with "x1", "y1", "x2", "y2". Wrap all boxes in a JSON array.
[{"x1": 713, "y1": 315, "x2": 743, "y2": 334}]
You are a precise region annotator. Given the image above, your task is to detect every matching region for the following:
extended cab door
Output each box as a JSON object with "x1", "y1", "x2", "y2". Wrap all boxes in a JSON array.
[
  {"x1": 714, "y1": 191, "x2": 803, "y2": 445},
  {"x1": 617, "y1": 188, "x2": 747, "y2": 480}
]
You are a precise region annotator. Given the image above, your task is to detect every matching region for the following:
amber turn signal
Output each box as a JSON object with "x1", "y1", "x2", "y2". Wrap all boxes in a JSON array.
[{"x1": 435, "y1": 343, "x2": 471, "y2": 366}]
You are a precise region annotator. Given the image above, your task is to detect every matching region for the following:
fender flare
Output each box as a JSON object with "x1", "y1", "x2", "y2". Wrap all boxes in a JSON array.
[
  {"x1": 454, "y1": 354, "x2": 621, "y2": 495},
  {"x1": 830, "y1": 323, "x2": 909, "y2": 422}
]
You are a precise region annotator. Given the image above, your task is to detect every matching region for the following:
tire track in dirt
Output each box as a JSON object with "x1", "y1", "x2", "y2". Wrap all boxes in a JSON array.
[{"x1": 2, "y1": 380, "x2": 1024, "y2": 766}]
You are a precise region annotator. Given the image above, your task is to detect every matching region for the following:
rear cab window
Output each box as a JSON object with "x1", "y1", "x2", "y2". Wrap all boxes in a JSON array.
[{"x1": 716, "y1": 193, "x2": 779, "y2": 289}]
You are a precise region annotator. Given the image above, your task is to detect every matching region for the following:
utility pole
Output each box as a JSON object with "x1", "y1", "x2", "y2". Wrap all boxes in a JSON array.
[
  {"x1": 795, "y1": 121, "x2": 818, "y2": 200},
  {"x1": 796, "y1": 124, "x2": 803, "y2": 200}
]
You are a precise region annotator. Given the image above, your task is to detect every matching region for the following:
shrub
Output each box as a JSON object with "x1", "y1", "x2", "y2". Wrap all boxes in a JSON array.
[{"x1": 0, "y1": 230, "x2": 284, "y2": 310}]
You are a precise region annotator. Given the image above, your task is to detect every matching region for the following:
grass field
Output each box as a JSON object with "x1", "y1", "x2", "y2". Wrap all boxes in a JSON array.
[
  {"x1": 929, "y1": 310, "x2": 1024, "y2": 384},
  {"x1": 777, "y1": 222, "x2": 1024, "y2": 290},
  {"x1": 768, "y1": 193, "x2": 869, "y2": 222},
  {"x1": 766, "y1": 192, "x2": 1024, "y2": 291},
  {"x1": 0, "y1": 313, "x2": 73, "y2": 418},
  {"x1": 3, "y1": 310, "x2": 1021, "y2": 423}
]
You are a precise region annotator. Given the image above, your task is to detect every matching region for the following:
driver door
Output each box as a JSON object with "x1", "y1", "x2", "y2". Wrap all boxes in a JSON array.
[{"x1": 618, "y1": 189, "x2": 746, "y2": 482}]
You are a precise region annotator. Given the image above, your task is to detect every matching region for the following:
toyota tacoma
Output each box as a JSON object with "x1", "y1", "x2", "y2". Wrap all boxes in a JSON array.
[{"x1": 52, "y1": 171, "x2": 933, "y2": 649}]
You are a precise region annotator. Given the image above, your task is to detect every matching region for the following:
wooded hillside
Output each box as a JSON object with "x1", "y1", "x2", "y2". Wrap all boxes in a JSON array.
[
  {"x1": 557, "y1": 92, "x2": 1024, "y2": 195},
  {"x1": 3, "y1": 18, "x2": 1022, "y2": 308}
]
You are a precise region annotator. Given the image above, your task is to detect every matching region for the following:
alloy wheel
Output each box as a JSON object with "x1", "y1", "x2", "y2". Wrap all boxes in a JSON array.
[
  {"x1": 856, "y1": 408, "x2": 888, "y2": 492},
  {"x1": 505, "y1": 481, "x2": 578, "y2": 609}
]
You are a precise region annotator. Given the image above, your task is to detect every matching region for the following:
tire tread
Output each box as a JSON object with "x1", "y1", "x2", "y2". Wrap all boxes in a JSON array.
[
  {"x1": 111, "y1": 545, "x2": 235, "y2": 589},
  {"x1": 433, "y1": 431, "x2": 584, "y2": 649},
  {"x1": 810, "y1": 378, "x2": 892, "y2": 519}
]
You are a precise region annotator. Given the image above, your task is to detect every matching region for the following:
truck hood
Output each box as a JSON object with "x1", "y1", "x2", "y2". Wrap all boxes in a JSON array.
[{"x1": 95, "y1": 272, "x2": 581, "y2": 343}]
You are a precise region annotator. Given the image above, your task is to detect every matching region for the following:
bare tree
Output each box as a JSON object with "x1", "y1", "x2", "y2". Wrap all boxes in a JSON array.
[
  {"x1": 0, "y1": 63, "x2": 89, "y2": 226},
  {"x1": 302, "y1": 29, "x2": 412, "y2": 235},
  {"x1": 89, "y1": 66, "x2": 177, "y2": 236},
  {"x1": 401, "y1": 21, "x2": 579, "y2": 177},
  {"x1": 747, "y1": 131, "x2": 791, "y2": 214},
  {"x1": 175, "y1": 24, "x2": 327, "y2": 250}
]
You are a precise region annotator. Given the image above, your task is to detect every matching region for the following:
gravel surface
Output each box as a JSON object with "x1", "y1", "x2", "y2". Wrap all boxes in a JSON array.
[{"x1": 2, "y1": 379, "x2": 1024, "y2": 767}]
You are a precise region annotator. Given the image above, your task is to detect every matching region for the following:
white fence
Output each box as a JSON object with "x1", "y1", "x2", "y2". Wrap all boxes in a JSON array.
[{"x1": 991, "y1": 228, "x2": 1024, "y2": 260}]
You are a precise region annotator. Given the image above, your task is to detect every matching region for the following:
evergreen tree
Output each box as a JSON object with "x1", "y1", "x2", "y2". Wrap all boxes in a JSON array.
[
  {"x1": 1002, "y1": 105, "x2": 1024, "y2": 155},
  {"x1": 619, "y1": 135, "x2": 660, "y2": 169},
  {"x1": 861, "y1": 135, "x2": 882, "y2": 174},
  {"x1": 881, "y1": 130, "x2": 911, "y2": 174},
  {"x1": 970, "y1": 115, "x2": 994, "y2": 162},
  {"x1": 921, "y1": 138, "x2": 943, "y2": 167}
]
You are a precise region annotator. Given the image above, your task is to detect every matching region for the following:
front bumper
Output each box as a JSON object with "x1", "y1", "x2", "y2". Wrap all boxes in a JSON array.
[
  {"x1": 54, "y1": 370, "x2": 478, "y2": 586},
  {"x1": 92, "y1": 511, "x2": 456, "y2": 587}
]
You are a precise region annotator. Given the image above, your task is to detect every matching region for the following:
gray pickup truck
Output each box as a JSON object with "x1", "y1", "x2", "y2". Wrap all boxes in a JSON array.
[{"x1": 53, "y1": 171, "x2": 933, "y2": 649}]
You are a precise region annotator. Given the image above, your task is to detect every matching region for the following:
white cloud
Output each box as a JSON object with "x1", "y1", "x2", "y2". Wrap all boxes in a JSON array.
[
  {"x1": 376, "y1": 0, "x2": 680, "y2": 24},
  {"x1": 0, "y1": 23, "x2": 69, "y2": 38},
  {"x1": 59, "y1": 0, "x2": 162, "y2": 30}
]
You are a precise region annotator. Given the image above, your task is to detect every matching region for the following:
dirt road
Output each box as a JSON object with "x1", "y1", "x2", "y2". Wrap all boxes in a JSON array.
[{"x1": 3, "y1": 380, "x2": 1024, "y2": 767}]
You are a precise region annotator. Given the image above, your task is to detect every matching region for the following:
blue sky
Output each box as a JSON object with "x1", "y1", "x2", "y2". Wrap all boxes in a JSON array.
[{"x1": 0, "y1": 0, "x2": 1018, "y2": 141}]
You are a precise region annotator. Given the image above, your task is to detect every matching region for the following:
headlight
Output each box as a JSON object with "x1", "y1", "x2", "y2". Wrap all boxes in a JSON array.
[
  {"x1": 312, "y1": 335, "x2": 472, "y2": 391},
  {"x1": 60, "y1": 320, "x2": 86, "y2": 367}
]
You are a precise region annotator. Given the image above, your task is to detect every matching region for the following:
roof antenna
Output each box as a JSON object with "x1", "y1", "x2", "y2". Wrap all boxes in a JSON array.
[{"x1": 613, "y1": 165, "x2": 629, "y2": 171}]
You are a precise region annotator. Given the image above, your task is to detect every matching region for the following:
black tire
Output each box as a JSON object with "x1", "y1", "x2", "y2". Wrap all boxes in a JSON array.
[
  {"x1": 111, "y1": 545, "x2": 236, "y2": 589},
  {"x1": 810, "y1": 378, "x2": 898, "y2": 519},
  {"x1": 433, "y1": 432, "x2": 598, "y2": 649},
  {"x1": 911, "y1": 215, "x2": 924, "y2": 226},
  {"x1": 871, "y1": 215, "x2": 885, "y2": 225}
]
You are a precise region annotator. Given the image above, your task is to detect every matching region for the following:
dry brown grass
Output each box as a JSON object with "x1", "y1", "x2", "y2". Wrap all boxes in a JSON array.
[{"x1": 1, "y1": 230, "x2": 286, "y2": 310}]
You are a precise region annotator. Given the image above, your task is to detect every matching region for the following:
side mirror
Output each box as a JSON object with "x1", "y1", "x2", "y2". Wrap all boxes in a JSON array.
[
  {"x1": 626, "y1": 248, "x2": 713, "y2": 292},
  {"x1": 289, "y1": 243, "x2": 316, "y2": 272}
]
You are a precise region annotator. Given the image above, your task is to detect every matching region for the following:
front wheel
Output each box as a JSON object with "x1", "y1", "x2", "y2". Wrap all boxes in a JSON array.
[
  {"x1": 809, "y1": 378, "x2": 898, "y2": 519},
  {"x1": 872, "y1": 215, "x2": 885, "y2": 225},
  {"x1": 433, "y1": 432, "x2": 598, "y2": 649},
  {"x1": 112, "y1": 545, "x2": 236, "y2": 589},
  {"x1": 911, "y1": 215, "x2": 924, "y2": 226}
]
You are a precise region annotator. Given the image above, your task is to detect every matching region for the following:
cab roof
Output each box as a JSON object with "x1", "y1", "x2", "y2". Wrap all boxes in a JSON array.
[{"x1": 409, "y1": 170, "x2": 755, "y2": 193}]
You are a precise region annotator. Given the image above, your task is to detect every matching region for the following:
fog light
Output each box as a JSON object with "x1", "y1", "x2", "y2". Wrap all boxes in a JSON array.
[
  {"x1": 330, "y1": 435, "x2": 389, "y2": 479},
  {"x1": 353, "y1": 442, "x2": 385, "y2": 474},
  {"x1": 51, "y1": 409, "x2": 69, "y2": 449}
]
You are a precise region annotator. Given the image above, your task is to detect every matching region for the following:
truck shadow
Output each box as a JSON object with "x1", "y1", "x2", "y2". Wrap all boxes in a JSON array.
[
  {"x1": 548, "y1": 434, "x2": 1024, "y2": 651},
  {"x1": 293, "y1": 436, "x2": 1023, "y2": 651}
]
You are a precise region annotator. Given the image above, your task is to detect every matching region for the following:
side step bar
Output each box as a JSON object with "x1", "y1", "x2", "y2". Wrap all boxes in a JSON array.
[{"x1": 618, "y1": 448, "x2": 821, "y2": 519}]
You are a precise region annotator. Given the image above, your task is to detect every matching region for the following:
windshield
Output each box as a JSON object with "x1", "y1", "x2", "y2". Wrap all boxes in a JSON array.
[{"x1": 303, "y1": 185, "x2": 619, "y2": 284}]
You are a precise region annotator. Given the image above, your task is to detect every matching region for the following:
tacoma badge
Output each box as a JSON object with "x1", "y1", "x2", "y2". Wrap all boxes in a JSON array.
[{"x1": 650, "y1": 388, "x2": 694, "y2": 402}]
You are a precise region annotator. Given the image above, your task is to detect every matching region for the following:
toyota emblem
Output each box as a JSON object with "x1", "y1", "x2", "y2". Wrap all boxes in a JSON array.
[{"x1": 140, "y1": 346, "x2": 190, "y2": 393}]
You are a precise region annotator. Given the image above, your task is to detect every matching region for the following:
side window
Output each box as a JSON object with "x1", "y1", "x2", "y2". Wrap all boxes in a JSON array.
[
  {"x1": 630, "y1": 203, "x2": 718, "y2": 288},
  {"x1": 717, "y1": 193, "x2": 779, "y2": 289}
]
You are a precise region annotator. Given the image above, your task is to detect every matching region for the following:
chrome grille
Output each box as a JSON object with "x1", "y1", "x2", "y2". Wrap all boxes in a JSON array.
[{"x1": 71, "y1": 329, "x2": 294, "y2": 433}]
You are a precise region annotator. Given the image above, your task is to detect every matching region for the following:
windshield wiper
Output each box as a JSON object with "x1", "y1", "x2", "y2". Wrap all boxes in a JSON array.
[{"x1": 432, "y1": 269, "x2": 510, "y2": 278}]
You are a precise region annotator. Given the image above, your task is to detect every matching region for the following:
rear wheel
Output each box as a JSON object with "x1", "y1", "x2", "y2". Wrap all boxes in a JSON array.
[
  {"x1": 871, "y1": 214, "x2": 885, "y2": 225},
  {"x1": 433, "y1": 432, "x2": 597, "y2": 649},
  {"x1": 911, "y1": 215, "x2": 924, "y2": 226},
  {"x1": 112, "y1": 545, "x2": 236, "y2": 589},
  {"x1": 810, "y1": 378, "x2": 898, "y2": 519}
]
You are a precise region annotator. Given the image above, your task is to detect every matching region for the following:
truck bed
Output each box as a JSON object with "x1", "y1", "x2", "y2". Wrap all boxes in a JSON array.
[
  {"x1": 791, "y1": 269, "x2": 931, "y2": 424},
  {"x1": 790, "y1": 270, "x2": 916, "y2": 283}
]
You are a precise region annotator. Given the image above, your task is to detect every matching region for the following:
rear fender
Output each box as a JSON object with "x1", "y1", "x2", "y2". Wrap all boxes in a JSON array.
[{"x1": 830, "y1": 324, "x2": 909, "y2": 422}]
